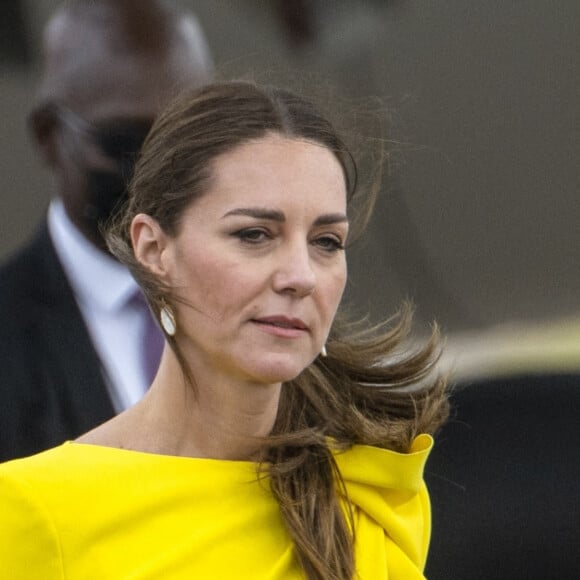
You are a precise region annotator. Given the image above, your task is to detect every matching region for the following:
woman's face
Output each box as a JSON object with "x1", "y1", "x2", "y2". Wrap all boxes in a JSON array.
[{"x1": 159, "y1": 133, "x2": 348, "y2": 385}]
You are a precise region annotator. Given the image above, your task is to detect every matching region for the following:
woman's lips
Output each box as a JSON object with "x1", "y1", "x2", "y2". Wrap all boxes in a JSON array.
[{"x1": 251, "y1": 316, "x2": 309, "y2": 338}]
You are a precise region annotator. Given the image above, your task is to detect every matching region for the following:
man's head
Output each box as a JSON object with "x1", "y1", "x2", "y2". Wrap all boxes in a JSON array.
[{"x1": 29, "y1": 0, "x2": 213, "y2": 251}]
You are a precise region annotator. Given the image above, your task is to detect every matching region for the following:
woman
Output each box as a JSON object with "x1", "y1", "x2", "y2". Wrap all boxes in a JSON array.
[{"x1": 0, "y1": 81, "x2": 448, "y2": 579}]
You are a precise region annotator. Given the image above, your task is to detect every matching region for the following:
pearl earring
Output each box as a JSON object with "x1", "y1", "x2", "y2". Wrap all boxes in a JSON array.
[
  {"x1": 160, "y1": 301, "x2": 176, "y2": 336},
  {"x1": 321, "y1": 345, "x2": 328, "y2": 357}
]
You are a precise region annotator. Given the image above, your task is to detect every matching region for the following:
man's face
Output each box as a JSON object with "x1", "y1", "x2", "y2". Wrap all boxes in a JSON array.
[
  {"x1": 51, "y1": 102, "x2": 153, "y2": 247},
  {"x1": 33, "y1": 16, "x2": 212, "y2": 252}
]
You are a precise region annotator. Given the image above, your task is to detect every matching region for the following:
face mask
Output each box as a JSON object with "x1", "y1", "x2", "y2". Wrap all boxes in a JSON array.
[
  {"x1": 80, "y1": 124, "x2": 151, "y2": 227},
  {"x1": 82, "y1": 167, "x2": 131, "y2": 226}
]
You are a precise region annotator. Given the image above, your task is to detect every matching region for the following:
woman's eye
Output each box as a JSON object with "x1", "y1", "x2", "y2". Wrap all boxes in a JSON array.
[
  {"x1": 233, "y1": 228, "x2": 272, "y2": 244},
  {"x1": 313, "y1": 235, "x2": 345, "y2": 252}
]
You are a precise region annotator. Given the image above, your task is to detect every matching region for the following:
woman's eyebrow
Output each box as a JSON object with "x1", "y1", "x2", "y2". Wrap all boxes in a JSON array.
[
  {"x1": 222, "y1": 208, "x2": 348, "y2": 226},
  {"x1": 314, "y1": 213, "x2": 348, "y2": 226},
  {"x1": 222, "y1": 207, "x2": 285, "y2": 221}
]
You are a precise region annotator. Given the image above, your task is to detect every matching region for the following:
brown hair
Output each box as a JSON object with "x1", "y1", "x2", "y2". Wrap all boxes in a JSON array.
[{"x1": 106, "y1": 80, "x2": 448, "y2": 580}]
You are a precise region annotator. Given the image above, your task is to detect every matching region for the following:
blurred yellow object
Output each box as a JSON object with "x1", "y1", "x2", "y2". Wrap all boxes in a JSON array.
[{"x1": 442, "y1": 315, "x2": 580, "y2": 381}]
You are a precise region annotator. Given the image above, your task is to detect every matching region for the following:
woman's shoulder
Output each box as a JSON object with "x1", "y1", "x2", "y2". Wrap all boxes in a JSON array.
[
  {"x1": 0, "y1": 443, "x2": 75, "y2": 480},
  {"x1": 0, "y1": 442, "x2": 159, "y2": 494},
  {"x1": 0, "y1": 443, "x2": 115, "y2": 506},
  {"x1": 0, "y1": 441, "x2": 259, "y2": 505}
]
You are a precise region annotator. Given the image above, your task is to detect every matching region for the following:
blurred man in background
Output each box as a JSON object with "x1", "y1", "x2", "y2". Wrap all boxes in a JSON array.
[{"x1": 0, "y1": 0, "x2": 213, "y2": 461}]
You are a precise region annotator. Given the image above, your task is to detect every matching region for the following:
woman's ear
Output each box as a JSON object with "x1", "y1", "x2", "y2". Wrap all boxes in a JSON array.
[{"x1": 131, "y1": 214, "x2": 170, "y2": 277}]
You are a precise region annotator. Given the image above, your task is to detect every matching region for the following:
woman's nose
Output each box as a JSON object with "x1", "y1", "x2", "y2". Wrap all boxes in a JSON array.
[{"x1": 272, "y1": 244, "x2": 316, "y2": 297}]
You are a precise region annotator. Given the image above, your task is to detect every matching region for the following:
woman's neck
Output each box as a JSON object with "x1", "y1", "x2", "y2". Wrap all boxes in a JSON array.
[{"x1": 80, "y1": 347, "x2": 283, "y2": 461}]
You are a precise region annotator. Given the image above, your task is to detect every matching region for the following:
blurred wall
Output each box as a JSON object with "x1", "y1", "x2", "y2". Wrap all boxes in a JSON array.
[{"x1": 1, "y1": 0, "x2": 578, "y2": 333}]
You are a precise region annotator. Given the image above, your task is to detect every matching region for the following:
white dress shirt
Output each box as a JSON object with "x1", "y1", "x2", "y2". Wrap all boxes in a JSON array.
[{"x1": 47, "y1": 199, "x2": 152, "y2": 412}]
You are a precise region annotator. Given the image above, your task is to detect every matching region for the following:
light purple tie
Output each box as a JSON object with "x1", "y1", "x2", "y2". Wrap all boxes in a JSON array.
[{"x1": 131, "y1": 291, "x2": 164, "y2": 385}]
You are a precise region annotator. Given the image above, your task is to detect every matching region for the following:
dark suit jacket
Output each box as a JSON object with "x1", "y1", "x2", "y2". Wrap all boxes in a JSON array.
[
  {"x1": 0, "y1": 223, "x2": 116, "y2": 462},
  {"x1": 425, "y1": 373, "x2": 580, "y2": 579}
]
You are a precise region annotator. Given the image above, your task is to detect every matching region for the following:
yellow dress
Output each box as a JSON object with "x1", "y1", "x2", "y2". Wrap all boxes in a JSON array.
[{"x1": 0, "y1": 434, "x2": 432, "y2": 579}]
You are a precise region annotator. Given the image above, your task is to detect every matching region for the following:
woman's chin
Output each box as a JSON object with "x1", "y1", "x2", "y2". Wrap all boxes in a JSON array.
[{"x1": 244, "y1": 354, "x2": 312, "y2": 385}]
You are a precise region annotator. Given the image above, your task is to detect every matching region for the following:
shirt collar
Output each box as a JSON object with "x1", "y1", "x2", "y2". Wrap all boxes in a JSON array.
[{"x1": 47, "y1": 199, "x2": 139, "y2": 312}]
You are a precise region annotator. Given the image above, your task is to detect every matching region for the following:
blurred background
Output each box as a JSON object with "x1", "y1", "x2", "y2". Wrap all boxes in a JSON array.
[{"x1": 1, "y1": 0, "x2": 579, "y2": 377}]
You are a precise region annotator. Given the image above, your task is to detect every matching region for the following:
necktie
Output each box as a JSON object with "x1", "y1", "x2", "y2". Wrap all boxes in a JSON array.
[{"x1": 130, "y1": 290, "x2": 164, "y2": 385}]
